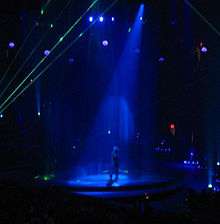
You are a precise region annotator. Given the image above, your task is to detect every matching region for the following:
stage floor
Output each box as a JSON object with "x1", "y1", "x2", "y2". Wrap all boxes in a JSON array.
[{"x1": 35, "y1": 172, "x2": 178, "y2": 198}]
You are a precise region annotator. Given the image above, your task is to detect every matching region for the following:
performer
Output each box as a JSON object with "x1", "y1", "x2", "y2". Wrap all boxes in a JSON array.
[{"x1": 110, "y1": 145, "x2": 120, "y2": 182}]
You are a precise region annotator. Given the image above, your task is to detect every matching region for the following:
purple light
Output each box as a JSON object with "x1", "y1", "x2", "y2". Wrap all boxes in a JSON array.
[
  {"x1": 158, "y1": 57, "x2": 165, "y2": 62},
  {"x1": 99, "y1": 16, "x2": 104, "y2": 22},
  {"x1": 201, "y1": 46, "x2": 208, "y2": 53},
  {"x1": 68, "y1": 58, "x2": 75, "y2": 64},
  {"x1": 89, "y1": 17, "x2": 93, "y2": 22},
  {"x1": 102, "y1": 40, "x2": 109, "y2": 47},
  {"x1": 8, "y1": 42, "x2": 15, "y2": 49},
  {"x1": 44, "y1": 50, "x2": 50, "y2": 56}
]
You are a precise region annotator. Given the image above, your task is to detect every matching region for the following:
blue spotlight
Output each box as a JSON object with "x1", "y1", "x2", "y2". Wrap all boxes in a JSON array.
[
  {"x1": 44, "y1": 50, "x2": 50, "y2": 56},
  {"x1": 89, "y1": 16, "x2": 93, "y2": 22},
  {"x1": 99, "y1": 16, "x2": 104, "y2": 22},
  {"x1": 158, "y1": 57, "x2": 165, "y2": 62},
  {"x1": 102, "y1": 40, "x2": 109, "y2": 47},
  {"x1": 8, "y1": 42, "x2": 15, "y2": 49},
  {"x1": 37, "y1": 112, "x2": 41, "y2": 116},
  {"x1": 140, "y1": 16, "x2": 143, "y2": 21},
  {"x1": 111, "y1": 17, "x2": 115, "y2": 22},
  {"x1": 208, "y1": 184, "x2": 213, "y2": 189},
  {"x1": 201, "y1": 46, "x2": 208, "y2": 53},
  {"x1": 184, "y1": 160, "x2": 187, "y2": 164},
  {"x1": 0, "y1": 114, "x2": 3, "y2": 118},
  {"x1": 107, "y1": 130, "x2": 111, "y2": 135},
  {"x1": 217, "y1": 162, "x2": 220, "y2": 166}
]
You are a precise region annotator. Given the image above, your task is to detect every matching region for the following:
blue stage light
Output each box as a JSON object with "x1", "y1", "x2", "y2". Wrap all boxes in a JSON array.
[
  {"x1": 102, "y1": 40, "x2": 109, "y2": 47},
  {"x1": 44, "y1": 50, "x2": 50, "y2": 56},
  {"x1": 158, "y1": 57, "x2": 165, "y2": 62},
  {"x1": 111, "y1": 17, "x2": 115, "y2": 22},
  {"x1": 201, "y1": 46, "x2": 208, "y2": 53},
  {"x1": 208, "y1": 184, "x2": 213, "y2": 188},
  {"x1": 37, "y1": 112, "x2": 41, "y2": 116},
  {"x1": 8, "y1": 42, "x2": 15, "y2": 49},
  {"x1": 140, "y1": 16, "x2": 143, "y2": 21},
  {"x1": 217, "y1": 162, "x2": 220, "y2": 166},
  {"x1": 89, "y1": 16, "x2": 93, "y2": 22},
  {"x1": 184, "y1": 160, "x2": 187, "y2": 164},
  {"x1": 107, "y1": 130, "x2": 111, "y2": 135},
  {"x1": 99, "y1": 16, "x2": 104, "y2": 22}
]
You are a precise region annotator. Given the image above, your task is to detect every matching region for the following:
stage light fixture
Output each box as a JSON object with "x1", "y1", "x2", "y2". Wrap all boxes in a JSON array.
[
  {"x1": 37, "y1": 112, "x2": 41, "y2": 116},
  {"x1": 44, "y1": 50, "x2": 50, "y2": 56},
  {"x1": 158, "y1": 57, "x2": 165, "y2": 62},
  {"x1": 107, "y1": 130, "x2": 111, "y2": 135},
  {"x1": 201, "y1": 46, "x2": 208, "y2": 53},
  {"x1": 102, "y1": 40, "x2": 109, "y2": 47},
  {"x1": 89, "y1": 16, "x2": 93, "y2": 22},
  {"x1": 217, "y1": 162, "x2": 220, "y2": 166},
  {"x1": 111, "y1": 17, "x2": 115, "y2": 22},
  {"x1": 99, "y1": 16, "x2": 104, "y2": 22},
  {"x1": 0, "y1": 114, "x2": 3, "y2": 118},
  {"x1": 8, "y1": 42, "x2": 15, "y2": 49},
  {"x1": 208, "y1": 184, "x2": 213, "y2": 188}
]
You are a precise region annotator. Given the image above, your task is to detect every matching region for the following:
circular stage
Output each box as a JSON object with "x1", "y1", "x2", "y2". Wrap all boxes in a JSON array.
[{"x1": 37, "y1": 173, "x2": 178, "y2": 199}]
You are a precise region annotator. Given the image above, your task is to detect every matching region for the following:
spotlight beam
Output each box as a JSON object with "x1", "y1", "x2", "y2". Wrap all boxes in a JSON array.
[
  {"x1": 0, "y1": 0, "x2": 56, "y2": 87},
  {"x1": 184, "y1": 0, "x2": 220, "y2": 37},
  {"x1": 0, "y1": 0, "x2": 100, "y2": 111},
  {"x1": 0, "y1": 0, "x2": 119, "y2": 114},
  {"x1": 0, "y1": 0, "x2": 73, "y2": 101}
]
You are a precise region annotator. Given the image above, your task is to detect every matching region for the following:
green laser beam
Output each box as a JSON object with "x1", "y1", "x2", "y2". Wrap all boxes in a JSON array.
[
  {"x1": 0, "y1": 0, "x2": 57, "y2": 87},
  {"x1": 0, "y1": 0, "x2": 100, "y2": 111},
  {"x1": 0, "y1": 0, "x2": 73, "y2": 101},
  {"x1": 184, "y1": 0, "x2": 220, "y2": 37},
  {"x1": 0, "y1": 0, "x2": 119, "y2": 114}
]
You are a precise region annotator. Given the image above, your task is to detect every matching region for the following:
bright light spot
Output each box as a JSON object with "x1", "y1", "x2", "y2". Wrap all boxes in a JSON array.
[
  {"x1": 59, "y1": 37, "x2": 64, "y2": 42},
  {"x1": 208, "y1": 184, "x2": 213, "y2": 188},
  {"x1": 37, "y1": 112, "x2": 41, "y2": 116},
  {"x1": 50, "y1": 24, "x2": 54, "y2": 28},
  {"x1": 201, "y1": 46, "x2": 208, "y2": 53},
  {"x1": 89, "y1": 16, "x2": 93, "y2": 22},
  {"x1": 190, "y1": 152, "x2": 194, "y2": 156},
  {"x1": 107, "y1": 130, "x2": 111, "y2": 135},
  {"x1": 170, "y1": 123, "x2": 175, "y2": 129},
  {"x1": 184, "y1": 160, "x2": 187, "y2": 164},
  {"x1": 140, "y1": 16, "x2": 143, "y2": 21},
  {"x1": 102, "y1": 40, "x2": 109, "y2": 47},
  {"x1": 99, "y1": 16, "x2": 104, "y2": 22},
  {"x1": 41, "y1": 9, "x2": 44, "y2": 15},
  {"x1": 128, "y1": 27, "x2": 132, "y2": 33},
  {"x1": 217, "y1": 162, "x2": 220, "y2": 166},
  {"x1": 8, "y1": 42, "x2": 15, "y2": 49},
  {"x1": 44, "y1": 50, "x2": 50, "y2": 56},
  {"x1": 72, "y1": 145, "x2": 76, "y2": 149},
  {"x1": 0, "y1": 114, "x2": 3, "y2": 118},
  {"x1": 158, "y1": 57, "x2": 165, "y2": 62},
  {"x1": 111, "y1": 17, "x2": 115, "y2": 22}
]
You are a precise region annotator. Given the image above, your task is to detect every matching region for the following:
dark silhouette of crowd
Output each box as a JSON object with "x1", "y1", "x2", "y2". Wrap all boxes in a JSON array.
[{"x1": 1, "y1": 183, "x2": 220, "y2": 224}]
